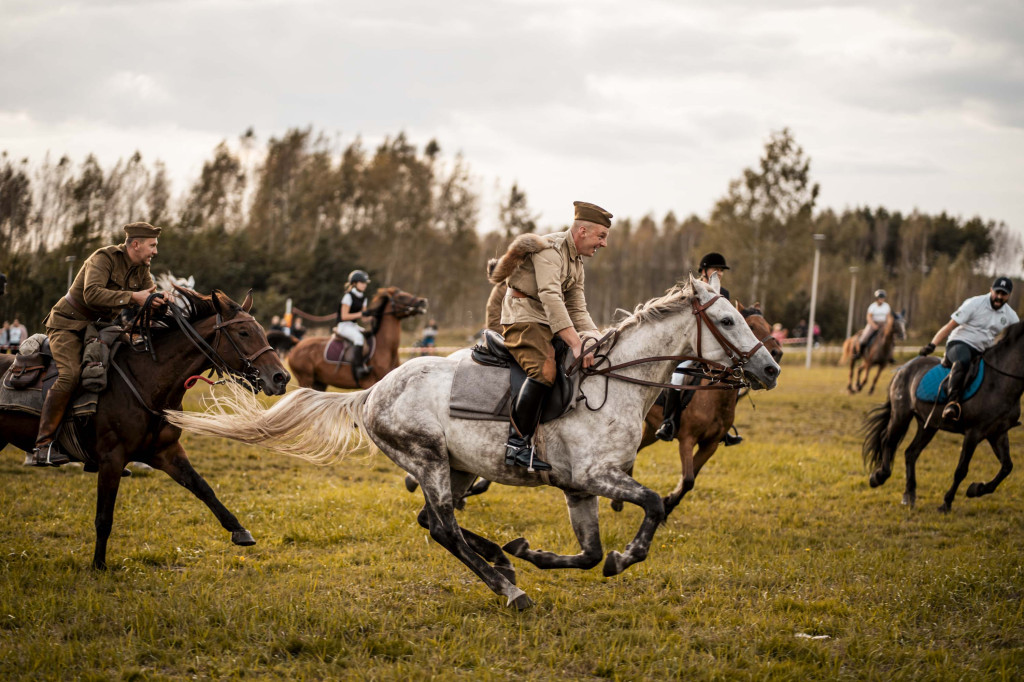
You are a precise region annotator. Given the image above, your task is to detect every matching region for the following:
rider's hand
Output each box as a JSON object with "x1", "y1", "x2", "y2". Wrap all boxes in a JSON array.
[
  {"x1": 919, "y1": 342, "x2": 935, "y2": 356},
  {"x1": 130, "y1": 287, "x2": 157, "y2": 307},
  {"x1": 570, "y1": 340, "x2": 595, "y2": 369}
]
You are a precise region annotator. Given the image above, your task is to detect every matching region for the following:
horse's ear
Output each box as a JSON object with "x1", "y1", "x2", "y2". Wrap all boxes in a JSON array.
[
  {"x1": 753, "y1": 301, "x2": 762, "y2": 311},
  {"x1": 211, "y1": 289, "x2": 225, "y2": 316},
  {"x1": 707, "y1": 271, "x2": 722, "y2": 294},
  {"x1": 736, "y1": 300, "x2": 745, "y2": 310},
  {"x1": 241, "y1": 289, "x2": 253, "y2": 313}
]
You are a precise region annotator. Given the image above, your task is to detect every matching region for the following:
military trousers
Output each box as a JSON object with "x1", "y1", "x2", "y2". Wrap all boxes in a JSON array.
[
  {"x1": 46, "y1": 328, "x2": 84, "y2": 393},
  {"x1": 502, "y1": 322, "x2": 557, "y2": 386}
]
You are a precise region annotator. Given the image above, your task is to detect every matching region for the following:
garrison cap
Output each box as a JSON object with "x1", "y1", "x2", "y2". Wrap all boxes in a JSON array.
[
  {"x1": 124, "y1": 222, "x2": 162, "y2": 239},
  {"x1": 992, "y1": 277, "x2": 1013, "y2": 294},
  {"x1": 573, "y1": 201, "x2": 613, "y2": 228}
]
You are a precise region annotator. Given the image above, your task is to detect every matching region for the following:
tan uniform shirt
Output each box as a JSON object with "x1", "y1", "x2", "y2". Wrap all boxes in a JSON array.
[
  {"x1": 500, "y1": 230, "x2": 597, "y2": 334},
  {"x1": 44, "y1": 244, "x2": 155, "y2": 332},
  {"x1": 485, "y1": 282, "x2": 507, "y2": 334}
]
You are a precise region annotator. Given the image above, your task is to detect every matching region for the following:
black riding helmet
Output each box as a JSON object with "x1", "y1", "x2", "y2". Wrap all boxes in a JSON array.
[
  {"x1": 699, "y1": 252, "x2": 730, "y2": 271},
  {"x1": 348, "y1": 270, "x2": 370, "y2": 285}
]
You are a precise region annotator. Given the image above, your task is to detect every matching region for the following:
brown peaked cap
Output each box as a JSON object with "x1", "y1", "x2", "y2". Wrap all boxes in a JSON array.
[
  {"x1": 573, "y1": 201, "x2": 613, "y2": 228},
  {"x1": 124, "y1": 222, "x2": 163, "y2": 239}
]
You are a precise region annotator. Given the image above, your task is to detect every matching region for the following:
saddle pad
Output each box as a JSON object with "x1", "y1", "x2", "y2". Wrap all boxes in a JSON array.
[
  {"x1": 0, "y1": 378, "x2": 100, "y2": 418},
  {"x1": 324, "y1": 336, "x2": 349, "y2": 363},
  {"x1": 916, "y1": 361, "x2": 985, "y2": 403},
  {"x1": 449, "y1": 354, "x2": 513, "y2": 421}
]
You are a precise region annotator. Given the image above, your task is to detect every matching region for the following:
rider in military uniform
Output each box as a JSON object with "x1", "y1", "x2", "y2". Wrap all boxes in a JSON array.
[
  {"x1": 655, "y1": 252, "x2": 742, "y2": 444},
  {"x1": 488, "y1": 200, "x2": 611, "y2": 471},
  {"x1": 29, "y1": 222, "x2": 167, "y2": 466}
]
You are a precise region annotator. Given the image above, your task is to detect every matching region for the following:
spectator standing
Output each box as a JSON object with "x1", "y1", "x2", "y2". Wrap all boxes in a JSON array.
[
  {"x1": 0, "y1": 321, "x2": 9, "y2": 353},
  {"x1": 7, "y1": 317, "x2": 27, "y2": 353}
]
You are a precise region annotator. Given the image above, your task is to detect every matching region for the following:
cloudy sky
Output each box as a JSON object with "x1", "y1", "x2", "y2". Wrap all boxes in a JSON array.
[{"x1": 2, "y1": 0, "x2": 1022, "y2": 235}]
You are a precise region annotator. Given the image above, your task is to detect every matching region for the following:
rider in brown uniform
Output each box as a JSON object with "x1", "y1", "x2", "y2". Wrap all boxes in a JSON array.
[
  {"x1": 489, "y1": 201, "x2": 610, "y2": 471},
  {"x1": 30, "y1": 222, "x2": 167, "y2": 467}
]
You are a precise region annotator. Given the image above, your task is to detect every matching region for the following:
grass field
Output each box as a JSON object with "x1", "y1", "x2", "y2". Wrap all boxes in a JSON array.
[{"x1": 2, "y1": 361, "x2": 1023, "y2": 680}]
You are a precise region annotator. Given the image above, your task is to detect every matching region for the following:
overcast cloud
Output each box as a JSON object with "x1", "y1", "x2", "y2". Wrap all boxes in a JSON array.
[{"x1": 1, "y1": 0, "x2": 1022, "y2": 234}]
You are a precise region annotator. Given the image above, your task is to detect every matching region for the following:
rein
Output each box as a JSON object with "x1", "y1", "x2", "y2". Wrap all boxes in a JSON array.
[{"x1": 573, "y1": 294, "x2": 763, "y2": 393}]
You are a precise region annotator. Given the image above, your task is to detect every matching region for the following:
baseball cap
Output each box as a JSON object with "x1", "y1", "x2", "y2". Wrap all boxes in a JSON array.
[{"x1": 992, "y1": 277, "x2": 1013, "y2": 294}]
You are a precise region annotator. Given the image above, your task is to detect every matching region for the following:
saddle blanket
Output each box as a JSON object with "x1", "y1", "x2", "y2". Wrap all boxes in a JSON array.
[
  {"x1": 449, "y1": 354, "x2": 513, "y2": 421},
  {"x1": 915, "y1": 361, "x2": 984, "y2": 403}
]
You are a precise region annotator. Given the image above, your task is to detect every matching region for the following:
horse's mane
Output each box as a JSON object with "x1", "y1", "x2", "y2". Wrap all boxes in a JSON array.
[
  {"x1": 611, "y1": 282, "x2": 694, "y2": 334},
  {"x1": 990, "y1": 319, "x2": 1024, "y2": 351}
]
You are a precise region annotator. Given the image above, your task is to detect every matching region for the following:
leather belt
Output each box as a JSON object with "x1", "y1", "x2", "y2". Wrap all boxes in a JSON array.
[
  {"x1": 510, "y1": 288, "x2": 535, "y2": 300},
  {"x1": 64, "y1": 293, "x2": 102, "y2": 321}
]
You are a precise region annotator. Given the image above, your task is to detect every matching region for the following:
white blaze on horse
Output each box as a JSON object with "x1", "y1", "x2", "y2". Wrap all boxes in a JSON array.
[{"x1": 166, "y1": 276, "x2": 780, "y2": 609}]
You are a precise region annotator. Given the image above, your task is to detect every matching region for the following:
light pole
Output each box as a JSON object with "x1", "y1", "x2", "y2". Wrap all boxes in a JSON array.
[
  {"x1": 845, "y1": 266, "x2": 859, "y2": 340},
  {"x1": 65, "y1": 255, "x2": 76, "y2": 290},
  {"x1": 805, "y1": 234, "x2": 826, "y2": 369}
]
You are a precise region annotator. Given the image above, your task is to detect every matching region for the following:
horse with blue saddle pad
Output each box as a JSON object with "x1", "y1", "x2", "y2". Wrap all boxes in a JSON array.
[{"x1": 863, "y1": 320, "x2": 1024, "y2": 512}]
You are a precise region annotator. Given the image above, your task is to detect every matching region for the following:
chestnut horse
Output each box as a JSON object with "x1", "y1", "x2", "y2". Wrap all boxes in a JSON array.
[
  {"x1": 841, "y1": 312, "x2": 907, "y2": 394},
  {"x1": 0, "y1": 289, "x2": 290, "y2": 569},
  {"x1": 287, "y1": 286, "x2": 427, "y2": 390}
]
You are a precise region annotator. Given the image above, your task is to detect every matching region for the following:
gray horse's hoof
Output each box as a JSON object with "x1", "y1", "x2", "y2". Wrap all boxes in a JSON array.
[
  {"x1": 603, "y1": 551, "x2": 626, "y2": 577},
  {"x1": 966, "y1": 482, "x2": 984, "y2": 498},
  {"x1": 901, "y1": 493, "x2": 916, "y2": 508},
  {"x1": 503, "y1": 537, "x2": 529, "y2": 557},
  {"x1": 495, "y1": 564, "x2": 517, "y2": 585},
  {"x1": 610, "y1": 499, "x2": 624, "y2": 512},
  {"x1": 231, "y1": 530, "x2": 256, "y2": 546},
  {"x1": 404, "y1": 475, "x2": 419, "y2": 493},
  {"x1": 509, "y1": 593, "x2": 533, "y2": 611}
]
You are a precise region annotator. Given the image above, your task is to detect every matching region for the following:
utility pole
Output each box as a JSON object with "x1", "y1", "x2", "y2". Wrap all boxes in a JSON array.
[
  {"x1": 805, "y1": 234, "x2": 826, "y2": 369},
  {"x1": 846, "y1": 266, "x2": 859, "y2": 340}
]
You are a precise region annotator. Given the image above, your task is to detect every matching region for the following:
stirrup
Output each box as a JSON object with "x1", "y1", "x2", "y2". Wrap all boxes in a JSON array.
[
  {"x1": 504, "y1": 443, "x2": 551, "y2": 472},
  {"x1": 30, "y1": 442, "x2": 70, "y2": 467}
]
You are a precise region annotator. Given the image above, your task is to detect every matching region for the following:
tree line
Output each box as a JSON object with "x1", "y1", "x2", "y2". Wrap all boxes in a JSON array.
[{"x1": 1, "y1": 128, "x2": 1018, "y2": 341}]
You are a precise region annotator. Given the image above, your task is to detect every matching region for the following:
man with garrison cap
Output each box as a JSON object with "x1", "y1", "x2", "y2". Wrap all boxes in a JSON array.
[
  {"x1": 28, "y1": 222, "x2": 169, "y2": 467},
  {"x1": 487, "y1": 200, "x2": 611, "y2": 471}
]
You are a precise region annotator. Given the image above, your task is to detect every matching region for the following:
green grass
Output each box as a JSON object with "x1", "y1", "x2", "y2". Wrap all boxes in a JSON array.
[{"x1": 2, "y1": 365, "x2": 1023, "y2": 680}]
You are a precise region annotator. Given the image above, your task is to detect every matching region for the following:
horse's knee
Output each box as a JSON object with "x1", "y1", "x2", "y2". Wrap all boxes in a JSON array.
[
  {"x1": 681, "y1": 477, "x2": 695, "y2": 495},
  {"x1": 416, "y1": 507, "x2": 430, "y2": 530},
  {"x1": 579, "y1": 548, "x2": 603, "y2": 570}
]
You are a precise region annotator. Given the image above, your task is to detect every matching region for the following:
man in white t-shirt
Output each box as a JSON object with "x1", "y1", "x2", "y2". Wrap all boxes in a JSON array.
[
  {"x1": 920, "y1": 277, "x2": 1019, "y2": 420},
  {"x1": 855, "y1": 289, "x2": 892, "y2": 357}
]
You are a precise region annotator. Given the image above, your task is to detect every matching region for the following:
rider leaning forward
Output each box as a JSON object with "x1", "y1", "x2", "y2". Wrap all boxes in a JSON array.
[
  {"x1": 920, "y1": 276, "x2": 1018, "y2": 421},
  {"x1": 855, "y1": 289, "x2": 893, "y2": 357},
  {"x1": 654, "y1": 252, "x2": 742, "y2": 446},
  {"x1": 489, "y1": 200, "x2": 611, "y2": 472},
  {"x1": 29, "y1": 222, "x2": 169, "y2": 467}
]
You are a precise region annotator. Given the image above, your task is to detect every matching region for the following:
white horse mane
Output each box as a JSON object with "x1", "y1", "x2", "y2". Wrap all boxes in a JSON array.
[
  {"x1": 155, "y1": 272, "x2": 196, "y2": 311},
  {"x1": 612, "y1": 281, "x2": 694, "y2": 333}
]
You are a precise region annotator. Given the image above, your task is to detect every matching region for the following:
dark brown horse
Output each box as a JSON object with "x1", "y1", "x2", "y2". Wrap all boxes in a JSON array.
[
  {"x1": 0, "y1": 289, "x2": 290, "y2": 569},
  {"x1": 615, "y1": 303, "x2": 783, "y2": 516},
  {"x1": 841, "y1": 312, "x2": 907, "y2": 394},
  {"x1": 287, "y1": 286, "x2": 427, "y2": 390}
]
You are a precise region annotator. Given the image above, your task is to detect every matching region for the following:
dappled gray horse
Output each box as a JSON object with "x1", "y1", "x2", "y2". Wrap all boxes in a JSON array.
[
  {"x1": 166, "y1": 277, "x2": 780, "y2": 609},
  {"x1": 864, "y1": 321, "x2": 1024, "y2": 511}
]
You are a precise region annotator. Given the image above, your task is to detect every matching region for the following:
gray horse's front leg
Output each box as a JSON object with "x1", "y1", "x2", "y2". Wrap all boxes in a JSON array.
[
  {"x1": 504, "y1": 492, "x2": 603, "y2": 570},
  {"x1": 573, "y1": 465, "x2": 665, "y2": 577}
]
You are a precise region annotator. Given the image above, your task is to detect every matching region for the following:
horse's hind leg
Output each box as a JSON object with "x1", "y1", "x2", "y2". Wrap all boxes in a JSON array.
[
  {"x1": 417, "y1": 470, "x2": 514, "y2": 583},
  {"x1": 93, "y1": 453, "x2": 127, "y2": 569},
  {"x1": 665, "y1": 438, "x2": 719, "y2": 518},
  {"x1": 940, "y1": 433, "x2": 983, "y2": 513},
  {"x1": 868, "y1": 363, "x2": 885, "y2": 395},
  {"x1": 901, "y1": 422, "x2": 937, "y2": 508},
  {"x1": 413, "y1": 462, "x2": 530, "y2": 609},
  {"x1": 966, "y1": 431, "x2": 1013, "y2": 499},
  {"x1": 151, "y1": 442, "x2": 255, "y2": 546},
  {"x1": 504, "y1": 492, "x2": 603, "y2": 570}
]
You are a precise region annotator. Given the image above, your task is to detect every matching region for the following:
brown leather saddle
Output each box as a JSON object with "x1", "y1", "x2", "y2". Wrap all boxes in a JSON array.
[{"x1": 324, "y1": 334, "x2": 377, "y2": 367}]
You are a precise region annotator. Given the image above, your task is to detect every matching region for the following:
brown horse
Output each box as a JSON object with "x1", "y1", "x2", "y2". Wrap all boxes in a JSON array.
[
  {"x1": 841, "y1": 312, "x2": 907, "y2": 394},
  {"x1": 614, "y1": 303, "x2": 784, "y2": 516},
  {"x1": 287, "y1": 286, "x2": 427, "y2": 390},
  {"x1": 0, "y1": 289, "x2": 290, "y2": 569}
]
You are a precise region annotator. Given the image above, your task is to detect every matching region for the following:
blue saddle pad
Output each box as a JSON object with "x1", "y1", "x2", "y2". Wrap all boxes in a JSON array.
[{"x1": 916, "y1": 361, "x2": 985, "y2": 403}]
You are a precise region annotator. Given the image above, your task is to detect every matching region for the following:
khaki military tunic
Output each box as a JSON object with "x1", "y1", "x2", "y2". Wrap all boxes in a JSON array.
[
  {"x1": 500, "y1": 230, "x2": 597, "y2": 385},
  {"x1": 43, "y1": 244, "x2": 155, "y2": 393}
]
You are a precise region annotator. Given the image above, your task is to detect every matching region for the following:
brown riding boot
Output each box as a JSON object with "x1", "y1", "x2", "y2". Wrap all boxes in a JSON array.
[{"x1": 30, "y1": 389, "x2": 74, "y2": 467}]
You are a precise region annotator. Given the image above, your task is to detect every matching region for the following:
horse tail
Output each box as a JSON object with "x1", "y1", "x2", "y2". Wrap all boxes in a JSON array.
[
  {"x1": 861, "y1": 400, "x2": 905, "y2": 471},
  {"x1": 839, "y1": 337, "x2": 854, "y2": 365},
  {"x1": 165, "y1": 381, "x2": 372, "y2": 465}
]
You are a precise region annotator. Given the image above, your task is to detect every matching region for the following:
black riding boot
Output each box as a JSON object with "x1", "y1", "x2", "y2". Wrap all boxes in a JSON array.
[
  {"x1": 353, "y1": 361, "x2": 372, "y2": 382},
  {"x1": 655, "y1": 386, "x2": 695, "y2": 441},
  {"x1": 30, "y1": 389, "x2": 73, "y2": 467},
  {"x1": 504, "y1": 378, "x2": 551, "y2": 472},
  {"x1": 942, "y1": 361, "x2": 969, "y2": 421},
  {"x1": 722, "y1": 427, "x2": 744, "y2": 446}
]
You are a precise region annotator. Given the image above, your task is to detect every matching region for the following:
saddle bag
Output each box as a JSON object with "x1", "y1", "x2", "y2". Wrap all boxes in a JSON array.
[
  {"x1": 4, "y1": 352, "x2": 48, "y2": 390},
  {"x1": 79, "y1": 324, "x2": 123, "y2": 393}
]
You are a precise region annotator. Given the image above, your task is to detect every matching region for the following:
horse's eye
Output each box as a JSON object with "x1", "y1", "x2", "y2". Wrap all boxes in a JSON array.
[
  {"x1": 721, "y1": 317, "x2": 734, "y2": 327},
  {"x1": 239, "y1": 331, "x2": 249, "y2": 338}
]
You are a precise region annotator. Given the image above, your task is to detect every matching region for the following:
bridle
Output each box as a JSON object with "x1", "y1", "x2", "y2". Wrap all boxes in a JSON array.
[
  {"x1": 122, "y1": 293, "x2": 276, "y2": 394},
  {"x1": 574, "y1": 293, "x2": 765, "y2": 394},
  {"x1": 363, "y1": 291, "x2": 426, "y2": 335}
]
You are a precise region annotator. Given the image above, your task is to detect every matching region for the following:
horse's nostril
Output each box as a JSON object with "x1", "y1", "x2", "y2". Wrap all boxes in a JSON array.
[
  {"x1": 766, "y1": 365, "x2": 778, "y2": 377},
  {"x1": 273, "y1": 372, "x2": 288, "y2": 386}
]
